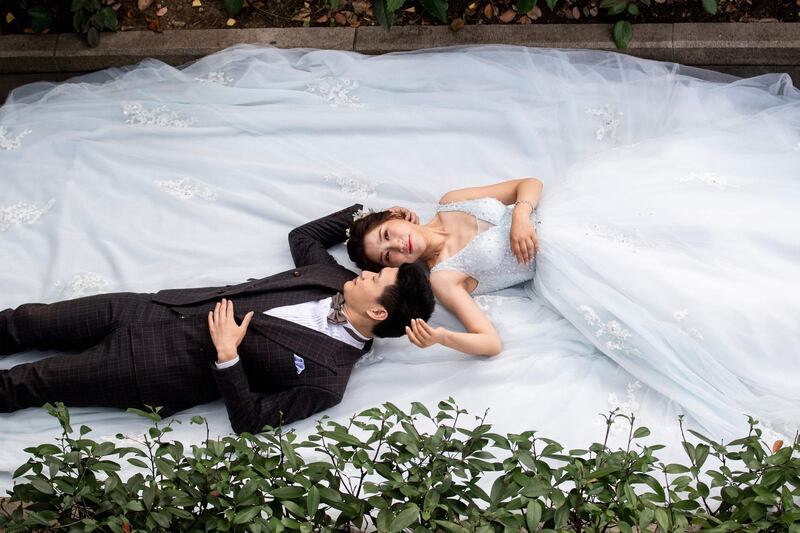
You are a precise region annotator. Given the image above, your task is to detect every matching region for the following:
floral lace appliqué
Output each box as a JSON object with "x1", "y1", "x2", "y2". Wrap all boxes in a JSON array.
[
  {"x1": 678, "y1": 172, "x2": 738, "y2": 191},
  {"x1": 323, "y1": 172, "x2": 377, "y2": 200},
  {"x1": 122, "y1": 102, "x2": 198, "y2": 127},
  {"x1": 604, "y1": 381, "x2": 643, "y2": 436},
  {"x1": 583, "y1": 223, "x2": 654, "y2": 254},
  {"x1": 673, "y1": 309, "x2": 704, "y2": 341},
  {"x1": 155, "y1": 178, "x2": 216, "y2": 201},
  {"x1": 0, "y1": 199, "x2": 55, "y2": 232},
  {"x1": 306, "y1": 77, "x2": 365, "y2": 109},
  {"x1": 0, "y1": 126, "x2": 32, "y2": 151},
  {"x1": 193, "y1": 71, "x2": 234, "y2": 86},
  {"x1": 580, "y1": 305, "x2": 639, "y2": 355},
  {"x1": 55, "y1": 273, "x2": 110, "y2": 298},
  {"x1": 584, "y1": 104, "x2": 622, "y2": 144}
]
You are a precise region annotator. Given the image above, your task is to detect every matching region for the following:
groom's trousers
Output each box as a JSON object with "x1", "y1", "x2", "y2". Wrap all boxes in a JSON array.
[{"x1": 0, "y1": 293, "x2": 181, "y2": 411}]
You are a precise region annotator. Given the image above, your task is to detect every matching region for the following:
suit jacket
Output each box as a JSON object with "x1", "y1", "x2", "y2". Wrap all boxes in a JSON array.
[{"x1": 139, "y1": 204, "x2": 367, "y2": 434}]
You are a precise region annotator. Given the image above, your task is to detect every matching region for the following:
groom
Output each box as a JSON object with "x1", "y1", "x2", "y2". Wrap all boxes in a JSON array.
[{"x1": 0, "y1": 205, "x2": 435, "y2": 434}]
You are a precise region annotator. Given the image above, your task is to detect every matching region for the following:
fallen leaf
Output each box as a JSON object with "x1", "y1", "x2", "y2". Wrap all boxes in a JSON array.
[
  {"x1": 334, "y1": 11, "x2": 347, "y2": 24},
  {"x1": 572, "y1": 6, "x2": 579, "y2": 18},
  {"x1": 316, "y1": 14, "x2": 329, "y2": 21},
  {"x1": 467, "y1": 1, "x2": 477, "y2": 8},
  {"x1": 483, "y1": 3, "x2": 493, "y2": 19},
  {"x1": 352, "y1": 0, "x2": 369, "y2": 14},
  {"x1": 5, "y1": 12, "x2": 15, "y2": 23},
  {"x1": 171, "y1": 20, "x2": 186, "y2": 26},
  {"x1": 112, "y1": 2, "x2": 121, "y2": 9},
  {"x1": 773, "y1": 440, "x2": 784, "y2": 452},
  {"x1": 122, "y1": 523, "x2": 131, "y2": 533},
  {"x1": 156, "y1": 6, "x2": 167, "y2": 16},
  {"x1": 403, "y1": 6, "x2": 415, "y2": 11},
  {"x1": 146, "y1": 16, "x2": 161, "y2": 31},
  {"x1": 192, "y1": 0, "x2": 202, "y2": 6},
  {"x1": 23, "y1": 27, "x2": 34, "y2": 33},
  {"x1": 137, "y1": 0, "x2": 154, "y2": 10},
  {"x1": 518, "y1": 14, "x2": 530, "y2": 23},
  {"x1": 226, "y1": 17, "x2": 236, "y2": 25},
  {"x1": 498, "y1": 8, "x2": 515, "y2": 22},
  {"x1": 588, "y1": 5, "x2": 598, "y2": 15},
  {"x1": 526, "y1": 5, "x2": 541, "y2": 19},
  {"x1": 449, "y1": 16, "x2": 464, "y2": 30}
]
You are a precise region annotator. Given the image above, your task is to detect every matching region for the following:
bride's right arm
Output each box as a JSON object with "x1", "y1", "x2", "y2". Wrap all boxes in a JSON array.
[{"x1": 407, "y1": 272, "x2": 502, "y2": 356}]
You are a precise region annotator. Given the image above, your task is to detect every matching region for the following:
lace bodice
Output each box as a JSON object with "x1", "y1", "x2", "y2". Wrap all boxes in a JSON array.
[{"x1": 431, "y1": 197, "x2": 539, "y2": 295}]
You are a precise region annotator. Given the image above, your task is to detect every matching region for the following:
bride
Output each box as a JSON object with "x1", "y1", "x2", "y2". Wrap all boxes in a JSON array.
[
  {"x1": 346, "y1": 160, "x2": 800, "y2": 439},
  {"x1": 348, "y1": 178, "x2": 544, "y2": 356},
  {"x1": 1, "y1": 43, "x2": 799, "y2": 474}
]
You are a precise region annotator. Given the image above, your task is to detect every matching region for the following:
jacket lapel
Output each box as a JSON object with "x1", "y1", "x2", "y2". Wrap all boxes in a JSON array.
[{"x1": 247, "y1": 312, "x2": 366, "y2": 371}]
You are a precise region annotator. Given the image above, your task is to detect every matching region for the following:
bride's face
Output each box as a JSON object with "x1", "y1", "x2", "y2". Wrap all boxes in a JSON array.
[{"x1": 363, "y1": 218, "x2": 424, "y2": 267}]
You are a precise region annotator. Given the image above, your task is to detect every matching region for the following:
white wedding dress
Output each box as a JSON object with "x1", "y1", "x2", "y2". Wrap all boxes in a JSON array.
[{"x1": 2, "y1": 43, "x2": 799, "y2": 491}]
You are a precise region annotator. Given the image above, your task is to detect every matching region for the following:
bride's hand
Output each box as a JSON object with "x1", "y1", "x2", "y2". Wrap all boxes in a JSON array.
[
  {"x1": 406, "y1": 318, "x2": 446, "y2": 348},
  {"x1": 510, "y1": 216, "x2": 540, "y2": 264},
  {"x1": 387, "y1": 206, "x2": 420, "y2": 224}
]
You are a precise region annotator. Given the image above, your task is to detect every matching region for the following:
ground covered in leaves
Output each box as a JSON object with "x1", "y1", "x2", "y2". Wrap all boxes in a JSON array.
[{"x1": 2, "y1": 0, "x2": 798, "y2": 36}]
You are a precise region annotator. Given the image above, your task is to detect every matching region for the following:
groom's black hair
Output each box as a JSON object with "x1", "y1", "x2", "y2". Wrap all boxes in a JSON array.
[
  {"x1": 347, "y1": 210, "x2": 402, "y2": 272},
  {"x1": 373, "y1": 262, "x2": 435, "y2": 338}
]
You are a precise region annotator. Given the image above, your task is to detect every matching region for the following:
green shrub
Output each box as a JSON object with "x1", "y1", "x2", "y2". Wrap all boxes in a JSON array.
[{"x1": 0, "y1": 399, "x2": 797, "y2": 532}]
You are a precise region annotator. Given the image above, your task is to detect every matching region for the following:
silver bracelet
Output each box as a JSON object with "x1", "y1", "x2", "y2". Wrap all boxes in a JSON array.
[{"x1": 514, "y1": 200, "x2": 535, "y2": 213}]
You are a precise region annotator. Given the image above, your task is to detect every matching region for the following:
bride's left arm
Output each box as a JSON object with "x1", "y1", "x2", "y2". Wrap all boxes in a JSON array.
[{"x1": 438, "y1": 177, "x2": 543, "y2": 208}]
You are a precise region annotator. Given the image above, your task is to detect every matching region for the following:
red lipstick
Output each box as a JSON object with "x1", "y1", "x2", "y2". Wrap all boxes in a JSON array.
[{"x1": 408, "y1": 235, "x2": 413, "y2": 254}]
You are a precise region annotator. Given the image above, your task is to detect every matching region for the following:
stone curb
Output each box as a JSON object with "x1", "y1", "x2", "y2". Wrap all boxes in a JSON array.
[{"x1": 0, "y1": 23, "x2": 799, "y2": 74}]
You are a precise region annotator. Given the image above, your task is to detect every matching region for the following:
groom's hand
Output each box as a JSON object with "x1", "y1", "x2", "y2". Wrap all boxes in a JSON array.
[{"x1": 208, "y1": 298, "x2": 255, "y2": 363}]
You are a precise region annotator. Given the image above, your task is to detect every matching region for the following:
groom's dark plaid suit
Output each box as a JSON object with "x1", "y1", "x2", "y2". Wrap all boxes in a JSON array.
[{"x1": 0, "y1": 205, "x2": 369, "y2": 434}]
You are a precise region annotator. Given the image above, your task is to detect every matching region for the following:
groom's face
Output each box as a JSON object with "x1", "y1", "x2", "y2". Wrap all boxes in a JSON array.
[{"x1": 343, "y1": 267, "x2": 399, "y2": 318}]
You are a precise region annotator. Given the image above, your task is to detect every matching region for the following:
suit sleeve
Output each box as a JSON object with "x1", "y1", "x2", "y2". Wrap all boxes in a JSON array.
[
  {"x1": 213, "y1": 362, "x2": 341, "y2": 434},
  {"x1": 288, "y1": 204, "x2": 362, "y2": 268}
]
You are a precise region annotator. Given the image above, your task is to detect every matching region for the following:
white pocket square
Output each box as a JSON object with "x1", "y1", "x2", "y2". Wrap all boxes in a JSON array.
[{"x1": 293, "y1": 354, "x2": 305, "y2": 374}]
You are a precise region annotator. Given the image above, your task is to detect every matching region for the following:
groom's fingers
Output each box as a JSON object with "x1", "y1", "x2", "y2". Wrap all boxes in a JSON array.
[{"x1": 406, "y1": 326, "x2": 421, "y2": 346}]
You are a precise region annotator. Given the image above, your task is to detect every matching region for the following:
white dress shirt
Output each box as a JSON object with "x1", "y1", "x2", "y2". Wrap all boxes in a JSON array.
[{"x1": 215, "y1": 297, "x2": 370, "y2": 368}]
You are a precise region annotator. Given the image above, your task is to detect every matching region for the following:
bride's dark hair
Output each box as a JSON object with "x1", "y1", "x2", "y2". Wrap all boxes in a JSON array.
[{"x1": 346, "y1": 210, "x2": 402, "y2": 271}]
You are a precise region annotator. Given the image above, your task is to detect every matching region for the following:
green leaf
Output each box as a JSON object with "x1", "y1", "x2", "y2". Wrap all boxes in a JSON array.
[
  {"x1": 701, "y1": 0, "x2": 717, "y2": 14},
  {"x1": 30, "y1": 477, "x2": 54, "y2": 494},
  {"x1": 150, "y1": 511, "x2": 170, "y2": 528},
  {"x1": 372, "y1": 0, "x2": 394, "y2": 29},
  {"x1": 613, "y1": 20, "x2": 632, "y2": 50},
  {"x1": 526, "y1": 500, "x2": 543, "y2": 531},
  {"x1": 270, "y1": 486, "x2": 305, "y2": 500},
  {"x1": 389, "y1": 505, "x2": 419, "y2": 533},
  {"x1": 85, "y1": 26, "x2": 100, "y2": 48},
  {"x1": 433, "y1": 520, "x2": 471, "y2": 533},
  {"x1": 99, "y1": 6, "x2": 117, "y2": 30},
  {"x1": 516, "y1": 0, "x2": 537, "y2": 14},
  {"x1": 626, "y1": 3, "x2": 639, "y2": 15},
  {"x1": 26, "y1": 6, "x2": 52, "y2": 33},
  {"x1": 410, "y1": 402, "x2": 431, "y2": 418},
  {"x1": 234, "y1": 506, "x2": 262, "y2": 524},
  {"x1": 553, "y1": 503, "x2": 569, "y2": 528},
  {"x1": 419, "y1": 0, "x2": 447, "y2": 23},
  {"x1": 654, "y1": 508, "x2": 671, "y2": 531},
  {"x1": 306, "y1": 486, "x2": 320, "y2": 516},
  {"x1": 544, "y1": 0, "x2": 557, "y2": 9},
  {"x1": 224, "y1": 0, "x2": 244, "y2": 15}
]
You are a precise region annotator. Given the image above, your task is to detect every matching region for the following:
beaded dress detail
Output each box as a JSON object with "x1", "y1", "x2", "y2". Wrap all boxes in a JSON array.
[{"x1": 431, "y1": 197, "x2": 539, "y2": 295}]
